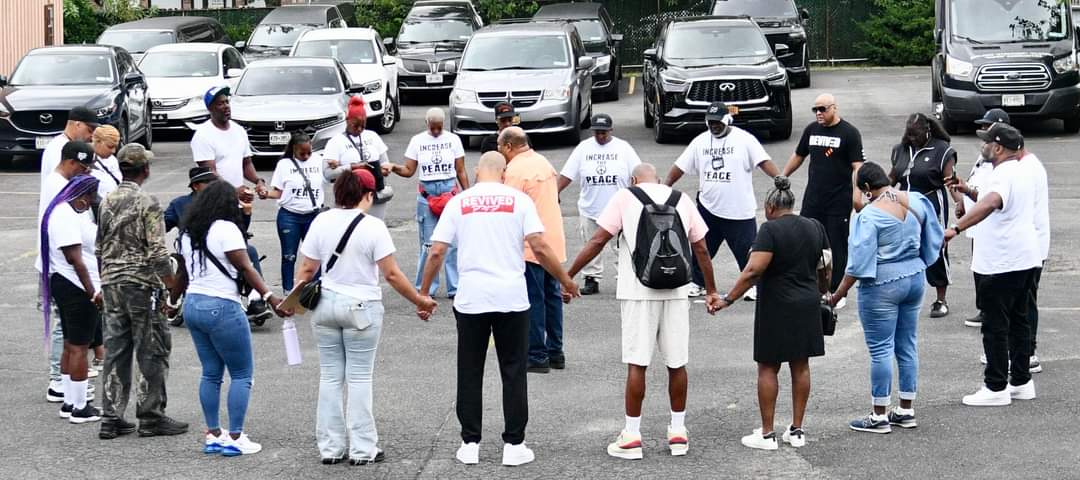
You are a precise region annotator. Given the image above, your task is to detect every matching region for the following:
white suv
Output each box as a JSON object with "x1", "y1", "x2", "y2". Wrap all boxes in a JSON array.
[{"x1": 291, "y1": 27, "x2": 400, "y2": 133}]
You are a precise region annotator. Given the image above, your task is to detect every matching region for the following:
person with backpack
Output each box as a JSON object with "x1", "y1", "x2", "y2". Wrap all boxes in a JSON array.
[
  {"x1": 259, "y1": 132, "x2": 324, "y2": 293},
  {"x1": 566, "y1": 163, "x2": 722, "y2": 460}
]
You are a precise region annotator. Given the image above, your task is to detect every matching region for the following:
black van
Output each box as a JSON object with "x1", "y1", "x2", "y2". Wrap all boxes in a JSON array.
[
  {"x1": 711, "y1": 0, "x2": 811, "y2": 87},
  {"x1": 97, "y1": 17, "x2": 229, "y2": 61},
  {"x1": 238, "y1": 5, "x2": 348, "y2": 60},
  {"x1": 933, "y1": 0, "x2": 1080, "y2": 133}
]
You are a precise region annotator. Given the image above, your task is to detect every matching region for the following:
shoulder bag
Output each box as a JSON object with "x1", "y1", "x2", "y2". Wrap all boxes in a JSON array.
[
  {"x1": 287, "y1": 157, "x2": 325, "y2": 212},
  {"x1": 343, "y1": 132, "x2": 394, "y2": 204},
  {"x1": 201, "y1": 244, "x2": 253, "y2": 297},
  {"x1": 815, "y1": 220, "x2": 837, "y2": 336},
  {"x1": 296, "y1": 211, "x2": 366, "y2": 310}
]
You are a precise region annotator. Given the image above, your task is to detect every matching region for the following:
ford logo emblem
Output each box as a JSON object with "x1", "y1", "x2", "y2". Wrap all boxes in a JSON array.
[
  {"x1": 40, "y1": 113, "x2": 53, "y2": 124},
  {"x1": 274, "y1": 121, "x2": 286, "y2": 131},
  {"x1": 718, "y1": 83, "x2": 737, "y2": 92}
]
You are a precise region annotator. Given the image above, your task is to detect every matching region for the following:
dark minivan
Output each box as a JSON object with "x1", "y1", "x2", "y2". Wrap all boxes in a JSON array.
[
  {"x1": 97, "y1": 16, "x2": 229, "y2": 62},
  {"x1": 534, "y1": 2, "x2": 624, "y2": 101},
  {"x1": 238, "y1": 5, "x2": 347, "y2": 60},
  {"x1": 711, "y1": 0, "x2": 811, "y2": 87},
  {"x1": 388, "y1": 1, "x2": 483, "y2": 97}
]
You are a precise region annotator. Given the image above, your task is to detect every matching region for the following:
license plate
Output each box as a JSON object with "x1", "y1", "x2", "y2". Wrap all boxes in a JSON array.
[
  {"x1": 727, "y1": 106, "x2": 740, "y2": 115},
  {"x1": 1002, "y1": 94, "x2": 1025, "y2": 107},
  {"x1": 269, "y1": 132, "x2": 291, "y2": 145},
  {"x1": 425, "y1": 73, "x2": 444, "y2": 84},
  {"x1": 35, "y1": 136, "x2": 52, "y2": 149}
]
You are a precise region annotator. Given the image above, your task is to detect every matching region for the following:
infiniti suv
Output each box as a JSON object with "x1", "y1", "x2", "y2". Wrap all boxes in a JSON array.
[{"x1": 642, "y1": 16, "x2": 792, "y2": 142}]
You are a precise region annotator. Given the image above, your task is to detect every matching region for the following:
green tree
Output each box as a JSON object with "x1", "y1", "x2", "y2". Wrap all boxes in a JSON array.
[
  {"x1": 63, "y1": 0, "x2": 106, "y2": 44},
  {"x1": 856, "y1": 0, "x2": 936, "y2": 66}
]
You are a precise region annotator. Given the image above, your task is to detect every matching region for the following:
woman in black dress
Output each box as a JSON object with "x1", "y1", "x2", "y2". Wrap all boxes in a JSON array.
[
  {"x1": 888, "y1": 113, "x2": 959, "y2": 318},
  {"x1": 716, "y1": 176, "x2": 830, "y2": 451}
]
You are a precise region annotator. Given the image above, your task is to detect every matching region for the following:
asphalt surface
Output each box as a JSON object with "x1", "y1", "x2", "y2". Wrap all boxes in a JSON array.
[{"x1": 2, "y1": 67, "x2": 1078, "y2": 479}]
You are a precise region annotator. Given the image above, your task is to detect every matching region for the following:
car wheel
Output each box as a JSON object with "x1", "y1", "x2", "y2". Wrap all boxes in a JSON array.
[
  {"x1": 770, "y1": 103, "x2": 793, "y2": 140},
  {"x1": 793, "y1": 69, "x2": 811, "y2": 89},
  {"x1": 643, "y1": 92, "x2": 654, "y2": 128},
  {"x1": 608, "y1": 74, "x2": 620, "y2": 101},
  {"x1": 139, "y1": 110, "x2": 153, "y2": 150},
  {"x1": 374, "y1": 95, "x2": 397, "y2": 134},
  {"x1": 653, "y1": 106, "x2": 672, "y2": 144},
  {"x1": 562, "y1": 102, "x2": 583, "y2": 145},
  {"x1": 581, "y1": 102, "x2": 592, "y2": 129},
  {"x1": 1064, "y1": 116, "x2": 1080, "y2": 134},
  {"x1": 118, "y1": 116, "x2": 130, "y2": 146}
]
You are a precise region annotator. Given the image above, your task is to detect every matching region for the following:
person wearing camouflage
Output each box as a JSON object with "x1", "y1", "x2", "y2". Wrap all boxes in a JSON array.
[{"x1": 95, "y1": 144, "x2": 188, "y2": 440}]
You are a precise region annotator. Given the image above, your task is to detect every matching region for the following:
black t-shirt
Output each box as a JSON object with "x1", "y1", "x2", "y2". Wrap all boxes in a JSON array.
[
  {"x1": 889, "y1": 138, "x2": 956, "y2": 201},
  {"x1": 795, "y1": 119, "x2": 865, "y2": 216}
]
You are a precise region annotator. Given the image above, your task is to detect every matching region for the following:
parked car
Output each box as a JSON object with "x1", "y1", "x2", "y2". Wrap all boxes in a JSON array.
[
  {"x1": 139, "y1": 43, "x2": 246, "y2": 132},
  {"x1": 292, "y1": 28, "x2": 400, "y2": 133},
  {"x1": 642, "y1": 16, "x2": 792, "y2": 142},
  {"x1": 0, "y1": 45, "x2": 151, "y2": 161},
  {"x1": 388, "y1": 0, "x2": 483, "y2": 97},
  {"x1": 711, "y1": 0, "x2": 811, "y2": 87},
  {"x1": 97, "y1": 16, "x2": 229, "y2": 62},
  {"x1": 534, "y1": 2, "x2": 624, "y2": 101},
  {"x1": 230, "y1": 57, "x2": 360, "y2": 158},
  {"x1": 237, "y1": 5, "x2": 347, "y2": 60},
  {"x1": 448, "y1": 20, "x2": 595, "y2": 145}
]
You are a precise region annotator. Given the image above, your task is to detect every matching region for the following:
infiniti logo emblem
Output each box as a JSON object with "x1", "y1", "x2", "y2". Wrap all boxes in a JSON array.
[
  {"x1": 274, "y1": 121, "x2": 286, "y2": 131},
  {"x1": 718, "y1": 83, "x2": 737, "y2": 92},
  {"x1": 40, "y1": 113, "x2": 53, "y2": 124}
]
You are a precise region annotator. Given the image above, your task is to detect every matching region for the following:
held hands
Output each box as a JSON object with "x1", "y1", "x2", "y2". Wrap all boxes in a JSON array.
[
  {"x1": 327, "y1": 159, "x2": 341, "y2": 170},
  {"x1": 237, "y1": 185, "x2": 255, "y2": 203},
  {"x1": 381, "y1": 163, "x2": 396, "y2": 177},
  {"x1": 705, "y1": 293, "x2": 725, "y2": 314},
  {"x1": 268, "y1": 294, "x2": 292, "y2": 317},
  {"x1": 945, "y1": 176, "x2": 968, "y2": 195},
  {"x1": 416, "y1": 295, "x2": 437, "y2": 321},
  {"x1": 944, "y1": 227, "x2": 958, "y2": 243},
  {"x1": 561, "y1": 281, "x2": 581, "y2": 304},
  {"x1": 254, "y1": 181, "x2": 269, "y2": 199},
  {"x1": 827, "y1": 291, "x2": 846, "y2": 307}
]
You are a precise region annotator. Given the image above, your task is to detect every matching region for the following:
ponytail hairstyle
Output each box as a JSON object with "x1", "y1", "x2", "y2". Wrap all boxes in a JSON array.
[
  {"x1": 765, "y1": 175, "x2": 795, "y2": 211},
  {"x1": 280, "y1": 131, "x2": 311, "y2": 160},
  {"x1": 40, "y1": 174, "x2": 99, "y2": 342}
]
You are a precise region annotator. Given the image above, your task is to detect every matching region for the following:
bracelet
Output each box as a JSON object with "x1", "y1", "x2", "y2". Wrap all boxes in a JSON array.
[
  {"x1": 722, "y1": 295, "x2": 737, "y2": 305},
  {"x1": 950, "y1": 223, "x2": 964, "y2": 234},
  {"x1": 261, "y1": 290, "x2": 274, "y2": 302}
]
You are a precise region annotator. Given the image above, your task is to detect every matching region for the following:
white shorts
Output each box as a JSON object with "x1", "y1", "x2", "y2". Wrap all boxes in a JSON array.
[{"x1": 620, "y1": 299, "x2": 690, "y2": 368}]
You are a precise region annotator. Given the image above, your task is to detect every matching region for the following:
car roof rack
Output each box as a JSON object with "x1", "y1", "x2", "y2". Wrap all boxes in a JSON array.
[
  {"x1": 492, "y1": 17, "x2": 574, "y2": 25},
  {"x1": 674, "y1": 15, "x2": 753, "y2": 22}
]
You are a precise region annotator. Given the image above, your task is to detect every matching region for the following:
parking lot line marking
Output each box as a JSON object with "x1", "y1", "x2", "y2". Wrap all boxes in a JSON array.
[
  {"x1": 627, "y1": 76, "x2": 636, "y2": 96},
  {"x1": 0, "y1": 249, "x2": 36, "y2": 267}
]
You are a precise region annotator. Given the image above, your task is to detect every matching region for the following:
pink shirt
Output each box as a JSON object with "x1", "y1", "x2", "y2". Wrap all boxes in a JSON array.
[{"x1": 504, "y1": 149, "x2": 566, "y2": 263}]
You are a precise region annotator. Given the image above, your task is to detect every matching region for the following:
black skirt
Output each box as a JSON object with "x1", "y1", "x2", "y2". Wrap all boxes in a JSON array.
[{"x1": 753, "y1": 295, "x2": 825, "y2": 364}]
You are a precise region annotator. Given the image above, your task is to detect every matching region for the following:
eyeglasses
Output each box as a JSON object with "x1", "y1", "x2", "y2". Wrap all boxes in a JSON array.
[{"x1": 811, "y1": 105, "x2": 835, "y2": 114}]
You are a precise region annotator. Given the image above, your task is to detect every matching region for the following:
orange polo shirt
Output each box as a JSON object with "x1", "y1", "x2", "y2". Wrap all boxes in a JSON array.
[{"x1": 504, "y1": 148, "x2": 566, "y2": 263}]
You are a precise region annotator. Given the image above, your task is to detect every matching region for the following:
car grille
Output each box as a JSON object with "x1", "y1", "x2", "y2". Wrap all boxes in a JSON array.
[
  {"x1": 975, "y1": 63, "x2": 1051, "y2": 92},
  {"x1": 399, "y1": 73, "x2": 456, "y2": 88},
  {"x1": 477, "y1": 90, "x2": 543, "y2": 109},
  {"x1": 236, "y1": 115, "x2": 341, "y2": 152},
  {"x1": 11, "y1": 110, "x2": 68, "y2": 132},
  {"x1": 686, "y1": 80, "x2": 768, "y2": 104},
  {"x1": 151, "y1": 98, "x2": 189, "y2": 112},
  {"x1": 402, "y1": 59, "x2": 432, "y2": 73}
]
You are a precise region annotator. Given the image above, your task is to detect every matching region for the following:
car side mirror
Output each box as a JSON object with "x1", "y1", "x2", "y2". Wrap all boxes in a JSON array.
[
  {"x1": 774, "y1": 43, "x2": 790, "y2": 57},
  {"x1": 610, "y1": 33, "x2": 623, "y2": 43},
  {"x1": 383, "y1": 55, "x2": 397, "y2": 66},
  {"x1": 226, "y1": 68, "x2": 244, "y2": 79},
  {"x1": 123, "y1": 72, "x2": 144, "y2": 85},
  {"x1": 444, "y1": 60, "x2": 457, "y2": 74},
  {"x1": 800, "y1": 8, "x2": 810, "y2": 20},
  {"x1": 383, "y1": 37, "x2": 394, "y2": 48},
  {"x1": 643, "y1": 48, "x2": 658, "y2": 62},
  {"x1": 347, "y1": 84, "x2": 365, "y2": 94},
  {"x1": 934, "y1": 29, "x2": 942, "y2": 44},
  {"x1": 578, "y1": 56, "x2": 595, "y2": 71},
  {"x1": 234, "y1": 41, "x2": 246, "y2": 51}
]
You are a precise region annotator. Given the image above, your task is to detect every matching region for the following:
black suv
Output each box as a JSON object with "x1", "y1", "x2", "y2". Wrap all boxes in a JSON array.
[
  {"x1": 388, "y1": 1, "x2": 483, "y2": 98},
  {"x1": 534, "y1": 2, "x2": 624, "y2": 101},
  {"x1": 642, "y1": 16, "x2": 792, "y2": 143},
  {"x1": 711, "y1": 0, "x2": 811, "y2": 87},
  {"x1": 0, "y1": 45, "x2": 151, "y2": 161}
]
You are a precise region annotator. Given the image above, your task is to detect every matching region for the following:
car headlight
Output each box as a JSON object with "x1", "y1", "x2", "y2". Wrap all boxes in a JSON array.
[
  {"x1": 945, "y1": 55, "x2": 974, "y2": 79},
  {"x1": 544, "y1": 86, "x2": 571, "y2": 101},
  {"x1": 1053, "y1": 53, "x2": 1078, "y2": 74},
  {"x1": 361, "y1": 80, "x2": 383, "y2": 95},
  {"x1": 0, "y1": 103, "x2": 9, "y2": 118},
  {"x1": 766, "y1": 62, "x2": 787, "y2": 82},
  {"x1": 94, "y1": 100, "x2": 118, "y2": 118},
  {"x1": 659, "y1": 72, "x2": 689, "y2": 93},
  {"x1": 788, "y1": 24, "x2": 806, "y2": 40},
  {"x1": 451, "y1": 88, "x2": 476, "y2": 105},
  {"x1": 594, "y1": 55, "x2": 612, "y2": 74}
]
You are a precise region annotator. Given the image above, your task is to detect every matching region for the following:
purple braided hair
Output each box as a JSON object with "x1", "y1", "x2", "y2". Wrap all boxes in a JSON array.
[{"x1": 40, "y1": 174, "x2": 99, "y2": 344}]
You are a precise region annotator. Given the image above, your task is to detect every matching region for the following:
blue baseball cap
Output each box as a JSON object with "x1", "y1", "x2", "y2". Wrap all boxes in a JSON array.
[{"x1": 203, "y1": 85, "x2": 231, "y2": 109}]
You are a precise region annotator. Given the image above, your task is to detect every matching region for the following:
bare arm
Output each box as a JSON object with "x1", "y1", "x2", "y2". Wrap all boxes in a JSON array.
[
  {"x1": 419, "y1": 241, "x2": 449, "y2": 295},
  {"x1": 757, "y1": 160, "x2": 780, "y2": 177},
  {"x1": 567, "y1": 228, "x2": 614, "y2": 278},
  {"x1": 557, "y1": 174, "x2": 573, "y2": 194},
  {"x1": 525, "y1": 233, "x2": 580, "y2": 299},
  {"x1": 782, "y1": 153, "x2": 805, "y2": 177},
  {"x1": 454, "y1": 156, "x2": 469, "y2": 190},
  {"x1": 61, "y1": 244, "x2": 97, "y2": 300},
  {"x1": 691, "y1": 238, "x2": 722, "y2": 313},
  {"x1": 390, "y1": 158, "x2": 418, "y2": 178},
  {"x1": 293, "y1": 255, "x2": 320, "y2": 287},
  {"x1": 724, "y1": 251, "x2": 770, "y2": 301},
  {"x1": 243, "y1": 156, "x2": 259, "y2": 184},
  {"x1": 665, "y1": 165, "x2": 685, "y2": 186},
  {"x1": 377, "y1": 254, "x2": 436, "y2": 313},
  {"x1": 830, "y1": 274, "x2": 858, "y2": 304},
  {"x1": 945, "y1": 191, "x2": 1003, "y2": 243},
  {"x1": 263, "y1": 188, "x2": 283, "y2": 200}
]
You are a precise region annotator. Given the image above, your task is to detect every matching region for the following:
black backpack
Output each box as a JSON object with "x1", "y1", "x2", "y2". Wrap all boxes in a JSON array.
[{"x1": 626, "y1": 186, "x2": 693, "y2": 290}]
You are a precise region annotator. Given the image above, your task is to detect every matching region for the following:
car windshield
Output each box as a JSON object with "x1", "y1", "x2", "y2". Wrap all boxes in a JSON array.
[
  {"x1": 9, "y1": 54, "x2": 115, "y2": 86},
  {"x1": 951, "y1": 0, "x2": 1070, "y2": 43},
  {"x1": 665, "y1": 24, "x2": 771, "y2": 59},
  {"x1": 294, "y1": 39, "x2": 378, "y2": 64},
  {"x1": 249, "y1": 24, "x2": 318, "y2": 48},
  {"x1": 572, "y1": 19, "x2": 607, "y2": 43},
  {"x1": 711, "y1": 0, "x2": 797, "y2": 17},
  {"x1": 460, "y1": 35, "x2": 569, "y2": 70},
  {"x1": 138, "y1": 51, "x2": 220, "y2": 78},
  {"x1": 97, "y1": 30, "x2": 176, "y2": 54},
  {"x1": 398, "y1": 20, "x2": 474, "y2": 43},
  {"x1": 236, "y1": 66, "x2": 341, "y2": 95}
]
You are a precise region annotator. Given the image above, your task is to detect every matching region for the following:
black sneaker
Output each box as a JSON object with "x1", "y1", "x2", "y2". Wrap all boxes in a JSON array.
[
  {"x1": 47, "y1": 386, "x2": 64, "y2": 403},
  {"x1": 168, "y1": 312, "x2": 184, "y2": 327},
  {"x1": 930, "y1": 300, "x2": 949, "y2": 318},
  {"x1": 849, "y1": 413, "x2": 891, "y2": 434},
  {"x1": 549, "y1": 354, "x2": 566, "y2": 370},
  {"x1": 887, "y1": 408, "x2": 917, "y2": 429},
  {"x1": 69, "y1": 404, "x2": 102, "y2": 424},
  {"x1": 964, "y1": 311, "x2": 983, "y2": 328},
  {"x1": 99, "y1": 417, "x2": 137, "y2": 439},
  {"x1": 527, "y1": 361, "x2": 551, "y2": 374},
  {"x1": 247, "y1": 300, "x2": 272, "y2": 327},
  {"x1": 581, "y1": 277, "x2": 600, "y2": 296},
  {"x1": 58, "y1": 403, "x2": 74, "y2": 419},
  {"x1": 350, "y1": 450, "x2": 385, "y2": 466},
  {"x1": 138, "y1": 416, "x2": 190, "y2": 437},
  {"x1": 321, "y1": 455, "x2": 346, "y2": 465}
]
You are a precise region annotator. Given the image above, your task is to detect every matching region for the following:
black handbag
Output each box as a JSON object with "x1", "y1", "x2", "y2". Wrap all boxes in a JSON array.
[
  {"x1": 297, "y1": 211, "x2": 365, "y2": 310},
  {"x1": 816, "y1": 222, "x2": 837, "y2": 336}
]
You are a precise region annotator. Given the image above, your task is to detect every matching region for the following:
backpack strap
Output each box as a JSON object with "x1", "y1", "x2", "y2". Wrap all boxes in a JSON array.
[
  {"x1": 627, "y1": 186, "x2": 655, "y2": 207},
  {"x1": 325, "y1": 212, "x2": 365, "y2": 273},
  {"x1": 663, "y1": 190, "x2": 682, "y2": 208}
]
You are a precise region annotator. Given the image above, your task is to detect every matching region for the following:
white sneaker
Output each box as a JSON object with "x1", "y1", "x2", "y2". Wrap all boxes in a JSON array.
[
  {"x1": 204, "y1": 432, "x2": 226, "y2": 454},
  {"x1": 834, "y1": 297, "x2": 847, "y2": 310},
  {"x1": 980, "y1": 354, "x2": 987, "y2": 365},
  {"x1": 87, "y1": 367, "x2": 99, "y2": 378},
  {"x1": 740, "y1": 428, "x2": 778, "y2": 451},
  {"x1": 455, "y1": 442, "x2": 479, "y2": 465},
  {"x1": 962, "y1": 386, "x2": 1012, "y2": 407},
  {"x1": 687, "y1": 283, "x2": 706, "y2": 298},
  {"x1": 1008, "y1": 380, "x2": 1036, "y2": 400},
  {"x1": 1029, "y1": 355, "x2": 1042, "y2": 373},
  {"x1": 781, "y1": 424, "x2": 805, "y2": 448},
  {"x1": 743, "y1": 286, "x2": 757, "y2": 302},
  {"x1": 221, "y1": 433, "x2": 262, "y2": 456},
  {"x1": 501, "y1": 443, "x2": 535, "y2": 466}
]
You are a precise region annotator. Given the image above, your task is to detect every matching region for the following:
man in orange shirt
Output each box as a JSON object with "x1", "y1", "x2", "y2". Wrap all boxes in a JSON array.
[{"x1": 498, "y1": 127, "x2": 568, "y2": 373}]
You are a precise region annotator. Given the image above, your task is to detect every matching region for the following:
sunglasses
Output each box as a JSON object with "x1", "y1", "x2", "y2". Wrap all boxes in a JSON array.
[{"x1": 811, "y1": 105, "x2": 835, "y2": 114}]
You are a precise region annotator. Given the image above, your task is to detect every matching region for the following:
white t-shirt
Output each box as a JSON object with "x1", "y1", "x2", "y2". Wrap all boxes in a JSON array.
[
  {"x1": 46, "y1": 203, "x2": 100, "y2": 292},
  {"x1": 675, "y1": 127, "x2": 770, "y2": 220},
  {"x1": 40, "y1": 133, "x2": 69, "y2": 184},
  {"x1": 92, "y1": 155, "x2": 122, "y2": 199},
  {"x1": 972, "y1": 159, "x2": 1042, "y2": 275},
  {"x1": 1021, "y1": 153, "x2": 1050, "y2": 261},
  {"x1": 963, "y1": 157, "x2": 994, "y2": 240},
  {"x1": 431, "y1": 182, "x2": 544, "y2": 314},
  {"x1": 299, "y1": 209, "x2": 396, "y2": 302},
  {"x1": 323, "y1": 130, "x2": 388, "y2": 167},
  {"x1": 39, "y1": 170, "x2": 69, "y2": 218},
  {"x1": 404, "y1": 131, "x2": 465, "y2": 182},
  {"x1": 190, "y1": 120, "x2": 252, "y2": 187},
  {"x1": 271, "y1": 154, "x2": 325, "y2": 214},
  {"x1": 560, "y1": 136, "x2": 641, "y2": 220},
  {"x1": 595, "y1": 183, "x2": 709, "y2": 301},
  {"x1": 180, "y1": 220, "x2": 248, "y2": 304}
]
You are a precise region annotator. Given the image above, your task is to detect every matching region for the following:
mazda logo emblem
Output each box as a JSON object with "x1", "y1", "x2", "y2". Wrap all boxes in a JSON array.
[
  {"x1": 40, "y1": 113, "x2": 53, "y2": 124},
  {"x1": 274, "y1": 121, "x2": 286, "y2": 131},
  {"x1": 718, "y1": 83, "x2": 737, "y2": 92}
]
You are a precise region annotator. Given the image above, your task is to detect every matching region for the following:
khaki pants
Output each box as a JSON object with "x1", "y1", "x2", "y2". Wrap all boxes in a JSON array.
[{"x1": 579, "y1": 215, "x2": 618, "y2": 280}]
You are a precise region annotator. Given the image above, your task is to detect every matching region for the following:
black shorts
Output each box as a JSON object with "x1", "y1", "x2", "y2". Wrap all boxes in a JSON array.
[
  {"x1": 50, "y1": 274, "x2": 101, "y2": 346},
  {"x1": 925, "y1": 243, "x2": 951, "y2": 288}
]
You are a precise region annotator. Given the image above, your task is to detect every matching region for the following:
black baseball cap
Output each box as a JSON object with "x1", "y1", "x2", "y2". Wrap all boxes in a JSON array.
[
  {"x1": 705, "y1": 102, "x2": 730, "y2": 122},
  {"x1": 61, "y1": 140, "x2": 95, "y2": 165},
  {"x1": 976, "y1": 122, "x2": 1024, "y2": 151},
  {"x1": 68, "y1": 106, "x2": 99, "y2": 128},
  {"x1": 188, "y1": 166, "x2": 217, "y2": 186},
  {"x1": 975, "y1": 108, "x2": 1011, "y2": 126},
  {"x1": 591, "y1": 113, "x2": 613, "y2": 131},
  {"x1": 494, "y1": 102, "x2": 516, "y2": 119}
]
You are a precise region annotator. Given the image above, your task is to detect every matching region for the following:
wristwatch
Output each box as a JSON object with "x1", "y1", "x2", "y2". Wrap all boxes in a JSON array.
[{"x1": 950, "y1": 223, "x2": 964, "y2": 234}]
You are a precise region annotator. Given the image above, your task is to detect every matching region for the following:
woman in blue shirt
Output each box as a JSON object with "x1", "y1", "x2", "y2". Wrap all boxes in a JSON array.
[{"x1": 830, "y1": 162, "x2": 944, "y2": 434}]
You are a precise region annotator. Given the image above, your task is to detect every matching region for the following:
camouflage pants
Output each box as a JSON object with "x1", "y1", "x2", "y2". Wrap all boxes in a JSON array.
[{"x1": 101, "y1": 283, "x2": 172, "y2": 423}]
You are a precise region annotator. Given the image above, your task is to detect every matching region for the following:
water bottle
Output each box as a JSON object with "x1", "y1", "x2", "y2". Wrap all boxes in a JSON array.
[{"x1": 282, "y1": 320, "x2": 302, "y2": 366}]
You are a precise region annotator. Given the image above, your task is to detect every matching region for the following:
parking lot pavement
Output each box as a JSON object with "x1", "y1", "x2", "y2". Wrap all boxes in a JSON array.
[{"x1": 2, "y1": 67, "x2": 1078, "y2": 479}]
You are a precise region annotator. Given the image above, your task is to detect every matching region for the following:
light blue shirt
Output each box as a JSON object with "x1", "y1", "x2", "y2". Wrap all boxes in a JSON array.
[{"x1": 846, "y1": 192, "x2": 944, "y2": 286}]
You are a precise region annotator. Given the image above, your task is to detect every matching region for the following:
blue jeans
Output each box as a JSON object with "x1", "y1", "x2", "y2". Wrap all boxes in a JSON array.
[
  {"x1": 856, "y1": 272, "x2": 925, "y2": 407},
  {"x1": 311, "y1": 290, "x2": 384, "y2": 460},
  {"x1": 183, "y1": 293, "x2": 254, "y2": 434},
  {"x1": 525, "y1": 262, "x2": 563, "y2": 365},
  {"x1": 276, "y1": 208, "x2": 319, "y2": 291},
  {"x1": 414, "y1": 179, "x2": 458, "y2": 296}
]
